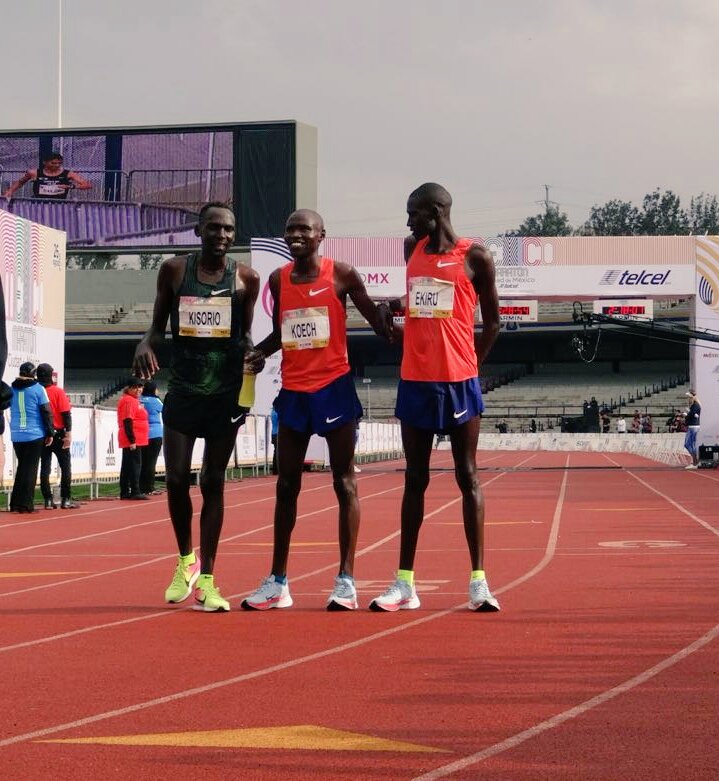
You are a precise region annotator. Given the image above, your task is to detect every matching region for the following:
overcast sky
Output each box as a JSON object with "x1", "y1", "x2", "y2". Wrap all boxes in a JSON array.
[{"x1": 3, "y1": 0, "x2": 718, "y2": 237}]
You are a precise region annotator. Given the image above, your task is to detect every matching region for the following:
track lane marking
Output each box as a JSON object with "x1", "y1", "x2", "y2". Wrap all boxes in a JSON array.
[
  {"x1": 412, "y1": 622, "x2": 719, "y2": 780},
  {"x1": 0, "y1": 455, "x2": 550, "y2": 746},
  {"x1": 411, "y1": 455, "x2": 719, "y2": 780}
]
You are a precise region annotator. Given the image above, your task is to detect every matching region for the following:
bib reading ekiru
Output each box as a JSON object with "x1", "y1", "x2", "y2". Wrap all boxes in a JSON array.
[{"x1": 408, "y1": 277, "x2": 455, "y2": 319}]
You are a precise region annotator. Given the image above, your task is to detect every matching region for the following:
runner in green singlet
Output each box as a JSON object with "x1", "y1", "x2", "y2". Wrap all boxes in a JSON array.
[{"x1": 134, "y1": 203, "x2": 264, "y2": 612}]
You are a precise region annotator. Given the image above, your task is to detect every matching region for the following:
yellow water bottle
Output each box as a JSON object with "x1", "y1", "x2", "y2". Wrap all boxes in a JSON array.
[{"x1": 238, "y1": 372, "x2": 256, "y2": 409}]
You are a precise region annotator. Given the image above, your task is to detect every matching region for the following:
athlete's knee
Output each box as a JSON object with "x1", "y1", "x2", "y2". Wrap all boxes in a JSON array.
[
  {"x1": 405, "y1": 467, "x2": 430, "y2": 495},
  {"x1": 165, "y1": 469, "x2": 191, "y2": 495},
  {"x1": 199, "y1": 467, "x2": 225, "y2": 497},
  {"x1": 276, "y1": 473, "x2": 301, "y2": 503},
  {"x1": 454, "y1": 463, "x2": 479, "y2": 495},
  {"x1": 332, "y1": 472, "x2": 357, "y2": 502}
]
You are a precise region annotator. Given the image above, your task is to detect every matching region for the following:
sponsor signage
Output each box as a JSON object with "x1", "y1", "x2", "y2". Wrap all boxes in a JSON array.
[{"x1": 592, "y1": 298, "x2": 654, "y2": 320}]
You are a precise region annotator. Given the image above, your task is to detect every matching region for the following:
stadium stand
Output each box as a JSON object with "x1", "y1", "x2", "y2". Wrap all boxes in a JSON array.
[{"x1": 3, "y1": 199, "x2": 197, "y2": 247}]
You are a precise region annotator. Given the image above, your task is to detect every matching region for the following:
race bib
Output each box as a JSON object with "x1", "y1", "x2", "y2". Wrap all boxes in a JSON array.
[
  {"x1": 178, "y1": 295, "x2": 231, "y2": 337},
  {"x1": 408, "y1": 277, "x2": 455, "y2": 318},
  {"x1": 37, "y1": 182, "x2": 65, "y2": 196},
  {"x1": 281, "y1": 307, "x2": 330, "y2": 350}
]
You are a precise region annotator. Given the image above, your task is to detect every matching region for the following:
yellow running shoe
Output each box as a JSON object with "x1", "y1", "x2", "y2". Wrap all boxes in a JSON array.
[
  {"x1": 193, "y1": 575, "x2": 230, "y2": 612},
  {"x1": 165, "y1": 556, "x2": 201, "y2": 603}
]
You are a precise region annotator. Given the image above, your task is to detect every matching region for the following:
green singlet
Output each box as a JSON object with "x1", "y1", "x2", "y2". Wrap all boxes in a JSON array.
[{"x1": 168, "y1": 253, "x2": 245, "y2": 396}]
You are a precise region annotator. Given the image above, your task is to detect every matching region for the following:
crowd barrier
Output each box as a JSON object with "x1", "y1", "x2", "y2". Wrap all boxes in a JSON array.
[
  {"x1": 0, "y1": 419, "x2": 687, "y2": 503},
  {"x1": 470, "y1": 432, "x2": 690, "y2": 466},
  {"x1": 0, "y1": 409, "x2": 404, "y2": 501}
]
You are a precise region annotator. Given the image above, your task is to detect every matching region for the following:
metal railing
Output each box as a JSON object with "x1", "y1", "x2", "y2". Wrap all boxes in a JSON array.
[{"x1": 1, "y1": 168, "x2": 231, "y2": 209}]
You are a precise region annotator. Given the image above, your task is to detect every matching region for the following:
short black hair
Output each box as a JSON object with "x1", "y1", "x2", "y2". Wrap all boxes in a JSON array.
[
  {"x1": 142, "y1": 381, "x2": 157, "y2": 396},
  {"x1": 409, "y1": 182, "x2": 452, "y2": 209},
  {"x1": 198, "y1": 201, "x2": 234, "y2": 224},
  {"x1": 43, "y1": 152, "x2": 64, "y2": 162}
]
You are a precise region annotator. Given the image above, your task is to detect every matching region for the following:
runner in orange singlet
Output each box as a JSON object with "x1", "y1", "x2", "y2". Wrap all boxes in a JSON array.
[
  {"x1": 242, "y1": 209, "x2": 391, "y2": 611},
  {"x1": 369, "y1": 183, "x2": 502, "y2": 612}
]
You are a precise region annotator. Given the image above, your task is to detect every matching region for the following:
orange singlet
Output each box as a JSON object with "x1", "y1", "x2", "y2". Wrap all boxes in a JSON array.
[
  {"x1": 278, "y1": 257, "x2": 350, "y2": 392},
  {"x1": 401, "y1": 237, "x2": 479, "y2": 382}
]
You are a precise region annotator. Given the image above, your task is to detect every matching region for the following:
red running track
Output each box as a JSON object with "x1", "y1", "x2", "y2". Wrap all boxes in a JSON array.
[{"x1": 0, "y1": 449, "x2": 717, "y2": 780}]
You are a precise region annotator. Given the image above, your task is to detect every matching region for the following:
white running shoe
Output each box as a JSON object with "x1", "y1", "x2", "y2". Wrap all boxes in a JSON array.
[
  {"x1": 369, "y1": 577, "x2": 420, "y2": 612},
  {"x1": 241, "y1": 576, "x2": 293, "y2": 610},
  {"x1": 468, "y1": 578, "x2": 500, "y2": 612},
  {"x1": 685, "y1": 464, "x2": 698, "y2": 470},
  {"x1": 327, "y1": 575, "x2": 359, "y2": 611}
]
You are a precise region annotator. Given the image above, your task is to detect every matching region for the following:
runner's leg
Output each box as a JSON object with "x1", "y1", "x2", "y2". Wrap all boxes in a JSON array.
[
  {"x1": 325, "y1": 420, "x2": 359, "y2": 577},
  {"x1": 197, "y1": 427, "x2": 238, "y2": 575},
  {"x1": 163, "y1": 426, "x2": 196, "y2": 556},
  {"x1": 271, "y1": 424, "x2": 311, "y2": 576},
  {"x1": 399, "y1": 422, "x2": 435, "y2": 570},
  {"x1": 448, "y1": 415, "x2": 483, "y2": 570}
]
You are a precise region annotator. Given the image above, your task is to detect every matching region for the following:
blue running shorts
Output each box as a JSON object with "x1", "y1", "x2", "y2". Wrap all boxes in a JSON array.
[
  {"x1": 395, "y1": 377, "x2": 484, "y2": 433},
  {"x1": 277, "y1": 372, "x2": 363, "y2": 436}
]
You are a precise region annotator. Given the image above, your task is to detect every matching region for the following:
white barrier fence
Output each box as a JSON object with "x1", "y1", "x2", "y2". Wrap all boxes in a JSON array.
[
  {"x1": 0, "y1": 409, "x2": 404, "y2": 497},
  {"x1": 472, "y1": 432, "x2": 689, "y2": 466},
  {"x1": 0, "y1": 416, "x2": 689, "y2": 500}
]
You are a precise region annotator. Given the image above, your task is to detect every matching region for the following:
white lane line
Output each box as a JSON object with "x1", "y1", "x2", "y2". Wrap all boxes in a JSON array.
[
  {"x1": 412, "y1": 622, "x2": 719, "y2": 780},
  {"x1": 411, "y1": 457, "x2": 719, "y2": 780},
  {"x1": 624, "y1": 470, "x2": 719, "y2": 540},
  {"x1": 0, "y1": 475, "x2": 409, "y2": 599},
  {"x1": 0, "y1": 458, "x2": 551, "y2": 746}
]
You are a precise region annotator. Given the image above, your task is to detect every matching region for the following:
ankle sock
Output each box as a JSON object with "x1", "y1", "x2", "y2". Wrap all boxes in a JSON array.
[
  {"x1": 273, "y1": 574, "x2": 288, "y2": 585},
  {"x1": 471, "y1": 569, "x2": 486, "y2": 581},
  {"x1": 180, "y1": 552, "x2": 196, "y2": 566},
  {"x1": 397, "y1": 569, "x2": 414, "y2": 586}
]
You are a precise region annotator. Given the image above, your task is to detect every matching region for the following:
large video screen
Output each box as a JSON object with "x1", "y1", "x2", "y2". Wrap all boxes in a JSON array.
[{"x1": 0, "y1": 122, "x2": 308, "y2": 248}]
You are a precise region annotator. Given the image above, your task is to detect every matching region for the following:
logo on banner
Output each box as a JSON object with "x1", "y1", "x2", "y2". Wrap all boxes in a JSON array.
[
  {"x1": 262, "y1": 280, "x2": 274, "y2": 318},
  {"x1": 599, "y1": 269, "x2": 671, "y2": 286},
  {"x1": 696, "y1": 238, "x2": 719, "y2": 311},
  {"x1": 106, "y1": 434, "x2": 116, "y2": 467}
]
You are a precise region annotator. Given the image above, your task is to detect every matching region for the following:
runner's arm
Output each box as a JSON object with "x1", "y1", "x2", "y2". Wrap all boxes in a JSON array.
[
  {"x1": 254, "y1": 269, "x2": 282, "y2": 358},
  {"x1": 133, "y1": 258, "x2": 182, "y2": 379},
  {"x1": 339, "y1": 263, "x2": 393, "y2": 342},
  {"x1": 467, "y1": 244, "x2": 500, "y2": 367}
]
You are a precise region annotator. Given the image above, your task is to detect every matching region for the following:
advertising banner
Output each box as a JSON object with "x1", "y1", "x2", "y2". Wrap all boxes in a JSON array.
[
  {"x1": 0, "y1": 209, "x2": 66, "y2": 386},
  {"x1": 693, "y1": 237, "x2": 719, "y2": 446}
]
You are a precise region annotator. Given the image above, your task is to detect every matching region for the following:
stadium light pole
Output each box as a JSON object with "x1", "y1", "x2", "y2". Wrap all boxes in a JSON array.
[{"x1": 57, "y1": 0, "x2": 63, "y2": 128}]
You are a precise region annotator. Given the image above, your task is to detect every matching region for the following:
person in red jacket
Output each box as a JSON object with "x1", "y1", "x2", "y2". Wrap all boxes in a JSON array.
[
  {"x1": 117, "y1": 377, "x2": 150, "y2": 500},
  {"x1": 37, "y1": 363, "x2": 80, "y2": 510}
]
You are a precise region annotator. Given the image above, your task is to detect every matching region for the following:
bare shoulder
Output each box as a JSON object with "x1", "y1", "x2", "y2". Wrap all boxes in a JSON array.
[
  {"x1": 466, "y1": 243, "x2": 495, "y2": 275},
  {"x1": 404, "y1": 235, "x2": 417, "y2": 262},
  {"x1": 236, "y1": 260, "x2": 260, "y2": 285},
  {"x1": 334, "y1": 259, "x2": 366, "y2": 293}
]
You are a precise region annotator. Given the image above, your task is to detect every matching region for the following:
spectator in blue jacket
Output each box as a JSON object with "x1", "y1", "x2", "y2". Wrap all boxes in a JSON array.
[
  {"x1": 9, "y1": 363, "x2": 54, "y2": 513},
  {"x1": 139, "y1": 381, "x2": 164, "y2": 494}
]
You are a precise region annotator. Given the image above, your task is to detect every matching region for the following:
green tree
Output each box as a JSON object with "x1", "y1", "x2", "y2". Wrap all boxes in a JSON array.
[
  {"x1": 636, "y1": 189, "x2": 689, "y2": 235},
  {"x1": 580, "y1": 199, "x2": 639, "y2": 236},
  {"x1": 66, "y1": 252, "x2": 119, "y2": 270},
  {"x1": 688, "y1": 193, "x2": 719, "y2": 235},
  {"x1": 138, "y1": 253, "x2": 164, "y2": 270},
  {"x1": 506, "y1": 207, "x2": 573, "y2": 237}
]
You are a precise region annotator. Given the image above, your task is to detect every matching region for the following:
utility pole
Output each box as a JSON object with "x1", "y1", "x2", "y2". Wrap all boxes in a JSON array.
[{"x1": 537, "y1": 184, "x2": 559, "y2": 214}]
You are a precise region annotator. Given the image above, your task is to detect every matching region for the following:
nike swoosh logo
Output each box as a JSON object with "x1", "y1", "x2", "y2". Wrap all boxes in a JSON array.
[
  {"x1": 325, "y1": 415, "x2": 341, "y2": 424},
  {"x1": 453, "y1": 409, "x2": 468, "y2": 419},
  {"x1": 309, "y1": 287, "x2": 328, "y2": 297},
  {"x1": 230, "y1": 414, "x2": 244, "y2": 423},
  {"x1": 210, "y1": 288, "x2": 230, "y2": 296},
  {"x1": 437, "y1": 261, "x2": 458, "y2": 268}
]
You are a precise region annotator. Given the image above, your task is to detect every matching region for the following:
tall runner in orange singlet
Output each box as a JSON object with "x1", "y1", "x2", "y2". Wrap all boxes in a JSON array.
[
  {"x1": 242, "y1": 209, "x2": 392, "y2": 611},
  {"x1": 369, "y1": 183, "x2": 502, "y2": 612}
]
